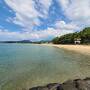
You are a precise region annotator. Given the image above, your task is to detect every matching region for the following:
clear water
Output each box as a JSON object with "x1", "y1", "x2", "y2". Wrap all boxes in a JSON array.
[{"x1": 0, "y1": 44, "x2": 90, "y2": 90}]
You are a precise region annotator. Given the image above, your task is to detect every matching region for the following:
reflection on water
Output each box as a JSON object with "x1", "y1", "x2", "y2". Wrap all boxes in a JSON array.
[{"x1": 0, "y1": 44, "x2": 90, "y2": 90}]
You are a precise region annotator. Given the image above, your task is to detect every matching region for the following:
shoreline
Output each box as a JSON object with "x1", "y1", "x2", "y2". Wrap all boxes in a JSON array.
[
  {"x1": 42, "y1": 44, "x2": 90, "y2": 56},
  {"x1": 29, "y1": 77, "x2": 90, "y2": 90}
]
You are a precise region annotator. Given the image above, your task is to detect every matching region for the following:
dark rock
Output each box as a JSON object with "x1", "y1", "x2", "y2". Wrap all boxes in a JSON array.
[
  {"x1": 84, "y1": 77, "x2": 90, "y2": 81},
  {"x1": 75, "y1": 79, "x2": 90, "y2": 90},
  {"x1": 29, "y1": 86, "x2": 49, "y2": 90},
  {"x1": 47, "y1": 83, "x2": 63, "y2": 90},
  {"x1": 62, "y1": 80, "x2": 78, "y2": 90},
  {"x1": 29, "y1": 78, "x2": 90, "y2": 90},
  {"x1": 46, "y1": 83, "x2": 58, "y2": 89}
]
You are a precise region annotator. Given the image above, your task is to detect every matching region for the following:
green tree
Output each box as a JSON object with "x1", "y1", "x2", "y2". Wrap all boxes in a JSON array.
[
  {"x1": 52, "y1": 37, "x2": 60, "y2": 44},
  {"x1": 52, "y1": 27, "x2": 90, "y2": 44}
]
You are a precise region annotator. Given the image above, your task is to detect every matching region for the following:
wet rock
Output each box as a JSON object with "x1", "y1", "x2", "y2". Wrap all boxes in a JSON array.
[
  {"x1": 46, "y1": 83, "x2": 58, "y2": 89},
  {"x1": 75, "y1": 78, "x2": 90, "y2": 90},
  {"x1": 29, "y1": 86, "x2": 49, "y2": 90},
  {"x1": 29, "y1": 78, "x2": 90, "y2": 90},
  {"x1": 61, "y1": 80, "x2": 78, "y2": 90}
]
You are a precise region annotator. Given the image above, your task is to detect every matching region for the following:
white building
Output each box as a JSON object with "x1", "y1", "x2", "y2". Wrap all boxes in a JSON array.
[{"x1": 74, "y1": 38, "x2": 81, "y2": 44}]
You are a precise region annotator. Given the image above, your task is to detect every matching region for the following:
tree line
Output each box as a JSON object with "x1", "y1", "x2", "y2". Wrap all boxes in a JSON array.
[{"x1": 52, "y1": 27, "x2": 90, "y2": 44}]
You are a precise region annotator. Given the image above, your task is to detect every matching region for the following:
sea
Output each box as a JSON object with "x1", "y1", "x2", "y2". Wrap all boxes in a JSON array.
[{"x1": 0, "y1": 44, "x2": 90, "y2": 90}]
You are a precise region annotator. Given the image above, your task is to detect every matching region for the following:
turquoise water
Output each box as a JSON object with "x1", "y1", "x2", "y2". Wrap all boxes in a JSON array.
[{"x1": 0, "y1": 44, "x2": 90, "y2": 90}]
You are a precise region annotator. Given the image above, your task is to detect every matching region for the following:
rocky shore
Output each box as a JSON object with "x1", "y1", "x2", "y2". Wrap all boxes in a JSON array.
[{"x1": 29, "y1": 78, "x2": 90, "y2": 90}]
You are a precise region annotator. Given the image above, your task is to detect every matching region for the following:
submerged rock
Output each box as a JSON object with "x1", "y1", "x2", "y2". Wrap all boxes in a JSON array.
[{"x1": 29, "y1": 78, "x2": 90, "y2": 90}]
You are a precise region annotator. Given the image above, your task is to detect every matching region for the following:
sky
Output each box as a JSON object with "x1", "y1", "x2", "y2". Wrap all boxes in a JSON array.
[{"x1": 0, "y1": 0, "x2": 90, "y2": 41}]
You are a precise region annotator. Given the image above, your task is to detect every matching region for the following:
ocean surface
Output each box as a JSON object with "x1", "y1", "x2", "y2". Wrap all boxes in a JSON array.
[{"x1": 0, "y1": 44, "x2": 90, "y2": 90}]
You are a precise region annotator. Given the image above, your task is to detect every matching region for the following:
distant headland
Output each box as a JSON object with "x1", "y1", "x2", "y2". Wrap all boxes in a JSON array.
[{"x1": 0, "y1": 40, "x2": 32, "y2": 43}]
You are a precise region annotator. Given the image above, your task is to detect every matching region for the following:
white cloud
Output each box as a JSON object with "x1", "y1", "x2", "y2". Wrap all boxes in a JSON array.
[
  {"x1": 2, "y1": 0, "x2": 90, "y2": 41},
  {"x1": 58, "y1": 0, "x2": 69, "y2": 9},
  {"x1": 5, "y1": 0, "x2": 52, "y2": 30},
  {"x1": 37, "y1": 0, "x2": 52, "y2": 16},
  {"x1": 58, "y1": 0, "x2": 90, "y2": 25},
  {"x1": 0, "y1": 21, "x2": 77, "y2": 41},
  {"x1": 0, "y1": 28, "x2": 58, "y2": 41},
  {"x1": 55, "y1": 21, "x2": 79, "y2": 31}
]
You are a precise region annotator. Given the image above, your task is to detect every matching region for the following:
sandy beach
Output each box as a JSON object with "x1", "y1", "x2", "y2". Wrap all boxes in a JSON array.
[{"x1": 42, "y1": 44, "x2": 90, "y2": 56}]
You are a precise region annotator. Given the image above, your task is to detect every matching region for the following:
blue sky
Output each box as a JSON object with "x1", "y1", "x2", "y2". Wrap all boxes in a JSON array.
[{"x1": 0, "y1": 0, "x2": 90, "y2": 41}]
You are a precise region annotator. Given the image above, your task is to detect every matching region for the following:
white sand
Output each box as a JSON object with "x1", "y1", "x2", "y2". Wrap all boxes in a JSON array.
[{"x1": 42, "y1": 44, "x2": 90, "y2": 56}]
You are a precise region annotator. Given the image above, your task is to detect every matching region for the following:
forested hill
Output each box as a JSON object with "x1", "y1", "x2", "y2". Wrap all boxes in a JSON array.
[{"x1": 52, "y1": 27, "x2": 90, "y2": 44}]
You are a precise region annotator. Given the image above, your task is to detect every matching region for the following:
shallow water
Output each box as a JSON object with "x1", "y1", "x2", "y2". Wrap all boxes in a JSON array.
[{"x1": 0, "y1": 44, "x2": 90, "y2": 90}]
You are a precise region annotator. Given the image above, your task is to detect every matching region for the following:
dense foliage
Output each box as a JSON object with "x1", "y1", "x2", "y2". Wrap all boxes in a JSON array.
[{"x1": 52, "y1": 27, "x2": 90, "y2": 44}]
